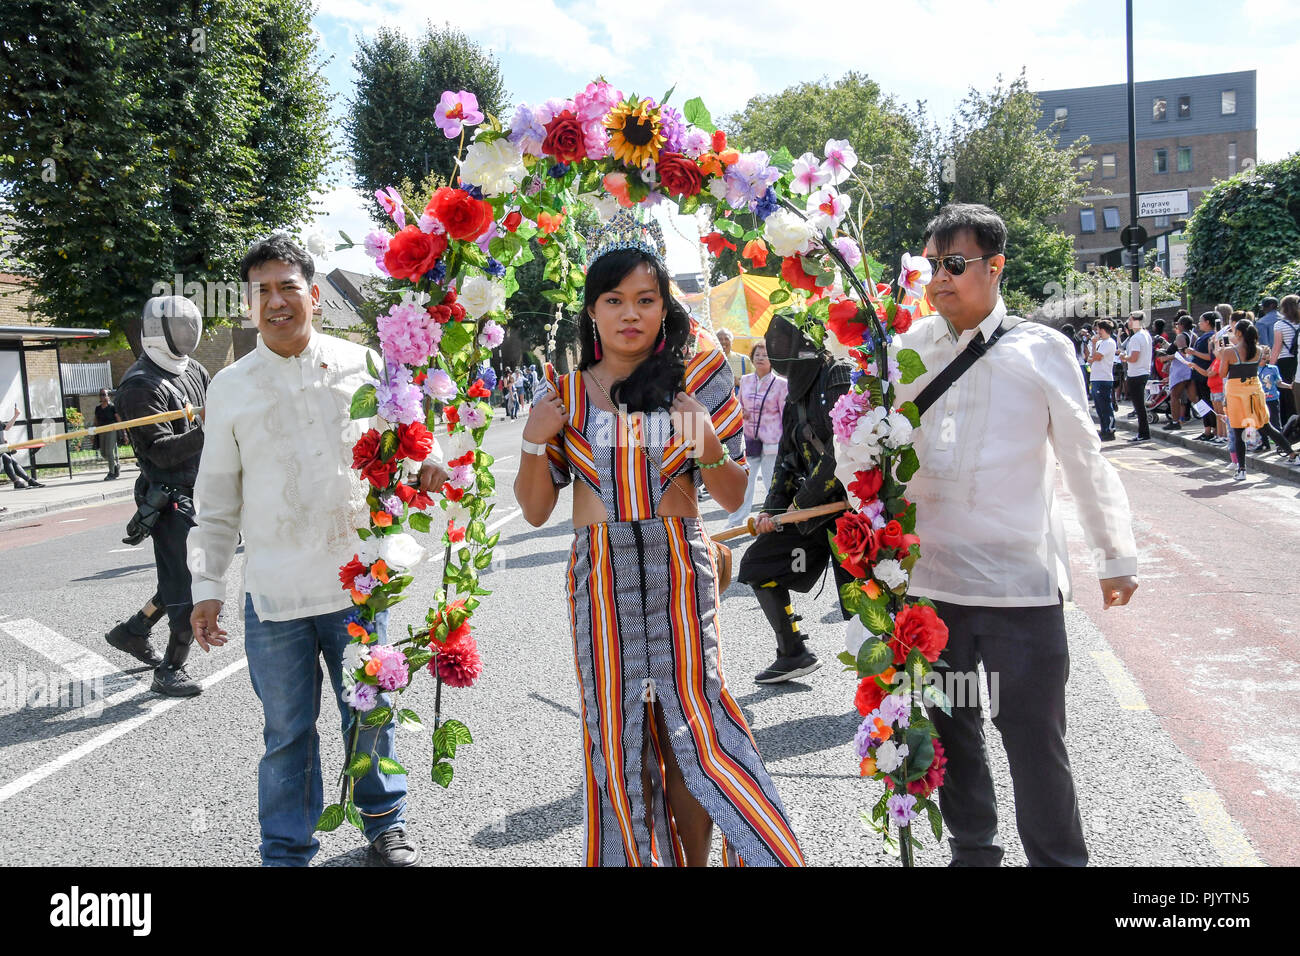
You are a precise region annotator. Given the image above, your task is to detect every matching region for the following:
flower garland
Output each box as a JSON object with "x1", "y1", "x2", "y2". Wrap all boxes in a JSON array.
[{"x1": 324, "y1": 82, "x2": 950, "y2": 864}]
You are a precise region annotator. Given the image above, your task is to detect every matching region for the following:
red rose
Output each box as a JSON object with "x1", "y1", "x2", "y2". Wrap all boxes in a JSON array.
[
  {"x1": 339, "y1": 555, "x2": 367, "y2": 590},
  {"x1": 855, "y1": 667, "x2": 897, "y2": 716},
  {"x1": 351, "y1": 428, "x2": 381, "y2": 472},
  {"x1": 890, "y1": 603, "x2": 949, "y2": 666},
  {"x1": 448, "y1": 450, "x2": 475, "y2": 469},
  {"x1": 427, "y1": 187, "x2": 494, "y2": 242},
  {"x1": 711, "y1": 130, "x2": 728, "y2": 153},
  {"x1": 503, "y1": 210, "x2": 522, "y2": 232},
  {"x1": 361, "y1": 458, "x2": 396, "y2": 490},
  {"x1": 827, "y1": 297, "x2": 866, "y2": 347},
  {"x1": 542, "y1": 109, "x2": 587, "y2": 164},
  {"x1": 657, "y1": 151, "x2": 703, "y2": 198},
  {"x1": 467, "y1": 379, "x2": 491, "y2": 399},
  {"x1": 832, "y1": 511, "x2": 880, "y2": 579},
  {"x1": 383, "y1": 226, "x2": 448, "y2": 283},
  {"x1": 442, "y1": 482, "x2": 465, "y2": 502},
  {"x1": 781, "y1": 255, "x2": 824, "y2": 298},
  {"x1": 880, "y1": 519, "x2": 905, "y2": 551},
  {"x1": 892, "y1": 307, "x2": 914, "y2": 334},
  {"x1": 701, "y1": 231, "x2": 735, "y2": 257},
  {"x1": 848, "y1": 468, "x2": 883, "y2": 505},
  {"x1": 396, "y1": 421, "x2": 433, "y2": 462}
]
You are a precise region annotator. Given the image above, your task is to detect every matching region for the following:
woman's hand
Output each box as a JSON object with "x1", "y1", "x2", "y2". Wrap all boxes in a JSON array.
[
  {"x1": 522, "y1": 389, "x2": 566, "y2": 443},
  {"x1": 755, "y1": 512, "x2": 779, "y2": 535},
  {"x1": 671, "y1": 391, "x2": 714, "y2": 450}
]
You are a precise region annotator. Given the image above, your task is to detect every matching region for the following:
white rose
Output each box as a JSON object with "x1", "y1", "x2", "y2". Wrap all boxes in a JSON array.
[
  {"x1": 378, "y1": 532, "x2": 426, "y2": 571},
  {"x1": 874, "y1": 558, "x2": 908, "y2": 590},
  {"x1": 882, "y1": 411, "x2": 914, "y2": 449},
  {"x1": 707, "y1": 178, "x2": 728, "y2": 201},
  {"x1": 458, "y1": 138, "x2": 526, "y2": 197},
  {"x1": 845, "y1": 616, "x2": 869, "y2": 657},
  {"x1": 763, "y1": 208, "x2": 816, "y2": 258},
  {"x1": 874, "y1": 739, "x2": 909, "y2": 773},
  {"x1": 460, "y1": 275, "x2": 506, "y2": 320}
]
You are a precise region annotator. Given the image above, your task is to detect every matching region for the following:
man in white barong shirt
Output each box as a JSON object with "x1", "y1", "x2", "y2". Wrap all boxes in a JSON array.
[
  {"x1": 188, "y1": 234, "x2": 447, "y2": 867},
  {"x1": 890, "y1": 204, "x2": 1138, "y2": 867}
]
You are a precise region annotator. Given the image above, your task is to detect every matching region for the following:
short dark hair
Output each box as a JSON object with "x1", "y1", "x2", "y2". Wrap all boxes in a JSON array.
[
  {"x1": 239, "y1": 233, "x2": 315, "y2": 284},
  {"x1": 923, "y1": 203, "x2": 1007, "y2": 257},
  {"x1": 1261, "y1": 296, "x2": 1279, "y2": 311},
  {"x1": 1096, "y1": 319, "x2": 1115, "y2": 333}
]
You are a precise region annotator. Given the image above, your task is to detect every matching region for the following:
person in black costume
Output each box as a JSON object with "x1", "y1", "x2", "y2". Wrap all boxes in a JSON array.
[
  {"x1": 737, "y1": 313, "x2": 854, "y2": 684},
  {"x1": 104, "y1": 295, "x2": 209, "y2": 697}
]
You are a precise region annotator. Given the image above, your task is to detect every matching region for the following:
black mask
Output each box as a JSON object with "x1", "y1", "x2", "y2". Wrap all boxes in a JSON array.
[{"x1": 765, "y1": 314, "x2": 824, "y2": 400}]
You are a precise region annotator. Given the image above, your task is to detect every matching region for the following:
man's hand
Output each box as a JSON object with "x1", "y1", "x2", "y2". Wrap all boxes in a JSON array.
[
  {"x1": 191, "y1": 599, "x2": 228, "y2": 652},
  {"x1": 417, "y1": 460, "x2": 450, "y2": 494},
  {"x1": 754, "y1": 512, "x2": 779, "y2": 535},
  {"x1": 1100, "y1": 575, "x2": 1138, "y2": 609}
]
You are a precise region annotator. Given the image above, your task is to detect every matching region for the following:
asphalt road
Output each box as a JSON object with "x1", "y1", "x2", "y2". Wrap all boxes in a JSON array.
[{"x1": 0, "y1": 412, "x2": 1283, "y2": 867}]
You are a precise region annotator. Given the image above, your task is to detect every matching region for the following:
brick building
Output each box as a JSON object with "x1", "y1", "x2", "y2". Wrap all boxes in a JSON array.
[{"x1": 1034, "y1": 70, "x2": 1257, "y2": 273}]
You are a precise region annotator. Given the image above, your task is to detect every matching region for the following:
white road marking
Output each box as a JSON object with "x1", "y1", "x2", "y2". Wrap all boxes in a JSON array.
[
  {"x1": 59, "y1": 518, "x2": 87, "y2": 524},
  {"x1": 1182, "y1": 790, "x2": 1264, "y2": 866},
  {"x1": 108, "y1": 547, "x2": 141, "y2": 554},
  {"x1": 1089, "y1": 646, "x2": 1150, "y2": 711},
  {"x1": 0, "y1": 618, "x2": 133, "y2": 686},
  {"x1": 0, "y1": 656, "x2": 248, "y2": 805}
]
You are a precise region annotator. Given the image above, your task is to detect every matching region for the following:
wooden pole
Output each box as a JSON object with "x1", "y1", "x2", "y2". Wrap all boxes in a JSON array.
[
  {"x1": 711, "y1": 499, "x2": 850, "y2": 543},
  {"x1": 0, "y1": 405, "x2": 201, "y2": 454}
]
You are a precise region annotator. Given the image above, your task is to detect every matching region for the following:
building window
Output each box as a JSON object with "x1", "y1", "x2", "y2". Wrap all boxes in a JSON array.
[
  {"x1": 1101, "y1": 153, "x2": 1117, "y2": 178},
  {"x1": 1222, "y1": 90, "x2": 1236, "y2": 115},
  {"x1": 1103, "y1": 207, "x2": 1121, "y2": 231},
  {"x1": 1152, "y1": 97, "x2": 1167, "y2": 122},
  {"x1": 1054, "y1": 106, "x2": 1068, "y2": 125},
  {"x1": 1229, "y1": 141, "x2": 1237, "y2": 174},
  {"x1": 1154, "y1": 149, "x2": 1168, "y2": 174},
  {"x1": 1077, "y1": 155, "x2": 1094, "y2": 180},
  {"x1": 1178, "y1": 95, "x2": 1191, "y2": 119},
  {"x1": 1177, "y1": 146, "x2": 1192, "y2": 172},
  {"x1": 1155, "y1": 215, "x2": 1171, "y2": 228},
  {"x1": 1080, "y1": 208, "x2": 1097, "y2": 233}
]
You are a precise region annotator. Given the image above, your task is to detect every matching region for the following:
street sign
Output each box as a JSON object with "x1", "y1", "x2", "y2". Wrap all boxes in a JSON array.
[
  {"x1": 1120, "y1": 224, "x2": 1148, "y2": 248},
  {"x1": 1137, "y1": 189, "x2": 1190, "y2": 218},
  {"x1": 1168, "y1": 231, "x2": 1189, "y2": 279}
]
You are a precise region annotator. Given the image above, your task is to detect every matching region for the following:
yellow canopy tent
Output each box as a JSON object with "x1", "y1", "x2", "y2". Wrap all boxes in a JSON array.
[{"x1": 677, "y1": 273, "x2": 782, "y2": 356}]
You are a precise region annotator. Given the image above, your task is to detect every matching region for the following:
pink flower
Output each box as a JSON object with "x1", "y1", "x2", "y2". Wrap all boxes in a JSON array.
[
  {"x1": 574, "y1": 80, "x2": 622, "y2": 159},
  {"x1": 424, "y1": 369, "x2": 457, "y2": 402},
  {"x1": 449, "y1": 463, "x2": 475, "y2": 489},
  {"x1": 790, "y1": 151, "x2": 831, "y2": 195},
  {"x1": 834, "y1": 236, "x2": 862, "y2": 268},
  {"x1": 831, "y1": 390, "x2": 872, "y2": 444},
  {"x1": 477, "y1": 319, "x2": 505, "y2": 349},
  {"x1": 435, "y1": 635, "x2": 483, "y2": 688},
  {"x1": 898, "y1": 252, "x2": 933, "y2": 299},
  {"x1": 459, "y1": 402, "x2": 487, "y2": 429},
  {"x1": 807, "y1": 185, "x2": 849, "y2": 233},
  {"x1": 377, "y1": 301, "x2": 438, "y2": 367},
  {"x1": 822, "y1": 138, "x2": 858, "y2": 185},
  {"x1": 434, "y1": 90, "x2": 484, "y2": 138},
  {"x1": 886, "y1": 792, "x2": 918, "y2": 827},
  {"x1": 375, "y1": 187, "x2": 405, "y2": 229},
  {"x1": 367, "y1": 644, "x2": 410, "y2": 692},
  {"x1": 417, "y1": 212, "x2": 445, "y2": 235},
  {"x1": 363, "y1": 230, "x2": 390, "y2": 259}
]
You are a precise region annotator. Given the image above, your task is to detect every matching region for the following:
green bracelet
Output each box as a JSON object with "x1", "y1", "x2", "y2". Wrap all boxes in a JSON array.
[{"x1": 699, "y1": 452, "x2": 730, "y2": 470}]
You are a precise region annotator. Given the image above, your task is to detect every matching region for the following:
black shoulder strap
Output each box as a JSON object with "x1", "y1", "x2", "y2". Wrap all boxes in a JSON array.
[{"x1": 913, "y1": 321, "x2": 1015, "y2": 417}]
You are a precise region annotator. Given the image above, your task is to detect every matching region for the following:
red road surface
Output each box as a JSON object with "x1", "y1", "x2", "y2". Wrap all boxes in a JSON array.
[{"x1": 1062, "y1": 440, "x2": 1300, "y2": 865}]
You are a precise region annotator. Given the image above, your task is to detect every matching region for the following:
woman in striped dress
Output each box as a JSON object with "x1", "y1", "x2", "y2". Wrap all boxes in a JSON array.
[{"x1": 513, "y1": 219, "x2": 804, "y2": 867}]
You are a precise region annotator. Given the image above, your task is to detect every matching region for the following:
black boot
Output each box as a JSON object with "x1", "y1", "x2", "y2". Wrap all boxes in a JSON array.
[
  {"x1": 752, "y1": 583, "x2": 820, "y2": 684},
  {"x1": 105, "y1": 601, "x2": 165, "y2": 667},
  {"x1": 152, "y1": 629, "x2": 202, "y2": 697}
]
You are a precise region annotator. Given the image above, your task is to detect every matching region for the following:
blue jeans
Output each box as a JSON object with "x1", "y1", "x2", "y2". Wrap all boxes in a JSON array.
[
  {"x1": 1091, "y1": 381, "x2": 1115, "y2": 434},
  {"x1": 243, "y1": 593, "x2": 407, "y2": 866}
]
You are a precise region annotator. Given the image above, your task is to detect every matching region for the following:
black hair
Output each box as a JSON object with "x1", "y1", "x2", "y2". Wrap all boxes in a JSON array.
[
  {"x1": 1177, "y1": 315, "x2": 1193, "y2": 331},
  {"x1": 579, "y1": 248, "x2": 689, "y2": 414},
  {"x1": 1096, "y1": 318, "x2": 1115, "y2": 334},
  {"x1": 1199, "y1": 311, "x2": 1217, "y2": 327},
  {"x1": 1153, "y1": 318, "x2": 1166, "y2": 335},
  {"x1": 239, "y1": 233, "x2": 315, "y2": 284},
  {"x1": 923, "y1": 203, "x2": 1008, "y2": 257},
  {"x1": 1236, "y1": 318, "x2": 1259, "y2": 361},
  {"x1": 1061, "y1": 323, "x2": 1076, "y2": 337}
]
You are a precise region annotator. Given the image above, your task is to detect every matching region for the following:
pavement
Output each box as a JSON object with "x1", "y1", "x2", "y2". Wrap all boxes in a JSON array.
[
  {"x1": 1112, "y1": 407, "x2": 1300, "y2": 485},
  {"x1": 0, "y1": 410, "x2": 1290, "y2": 867},
  {"x1": 0, "y1": 461, "x2": 140, "y2": 525}
]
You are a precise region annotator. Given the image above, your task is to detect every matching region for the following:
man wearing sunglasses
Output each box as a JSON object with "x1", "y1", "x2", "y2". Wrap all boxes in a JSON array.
[{"x1": 891, "y1": 203, "x2": 1139, "y2": 867}]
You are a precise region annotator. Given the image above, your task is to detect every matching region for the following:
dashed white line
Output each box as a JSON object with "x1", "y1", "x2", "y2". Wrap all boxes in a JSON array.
[{"x1": 1182, "y1": 790, "x2": 1264, "y2": 866}]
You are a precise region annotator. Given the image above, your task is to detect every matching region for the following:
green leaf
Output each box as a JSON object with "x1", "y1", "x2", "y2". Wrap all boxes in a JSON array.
[
  {"x1": 683, "y1": 96, "x2": 716, "y2": 133},
  {"x1": 717, "y1": 219, "x2": 745, "y2": 239},
  {"x1": 443, "y1": 718, "x2": 474, "y2": 746},
  {"x1": 895, "y1": 348, "x2": 927, "y2": 384},
  {"x1": 474, "y1": 551, "x2": 493, "y2": 570},
  {"x1": 378, "y1": 428, "x2": 399, "y2": 462},
  {"x1": 345, "y1": 752, "x2": 372, "y2": 778},
  {"x1": 904, "y1": 729, "x2": 936, "y2": 783},
  {"x1": 860, "y1": 601, "x2": 893, "y2": 637},
  {"x1": 896, "y1": 446, "x2": 920, "y2": 483},
  {"x1": 431, "y1": 761, "x2": 454, "y2": 788},
  {"x1": 377, "y1": 756, "x2": 407, "y2": 775},
  {"x1": 837, "y1": 650, "x2": 858, "y2": 672},
  {"x1": 439, "y1": 321, "x2": 473, "y2": 359},
  {"x1": 350, "y1": 384, "x2": 378, "y2": 420},
  {"x1": 339, "y1": 231, "x2": 354, "y2": 245},
  {"x1": 769, "y1": 146, "x2": 794, "y2": 174},
  {"x1": 660, "y1": 83, "x2": 676, "y2": 106},
  {"x1": 344, "y1": 801, "x2": 364, "y2": 830},
  {"x1": 362, "y1": 705, "x2": 392, "y2": 727},
  {"x1": 769, "y1": 288, "x2": 791, "y2": 306},
  {"x1": 679, "y1": 194, "x2": 701, "y2": 215},
  {"x1": 899, "y1": 400, "x2": 921, "y2": 428},
  {"x1": 404, "y1": 648, "x2": 432, "y2": 671},
  {"x1": 540, "y1": 287, "x2": 569, "y2": 304},
  {"x1": 408, "y1": 511, "x2": 432, "y2": 533},
  {"x1": 855, "y1": 637, "x2": 893, "y2": 677},
  {"x1": 356, "y1": 528, "x2": 372, "y2": 541},
  {"x1": 459, "y1": 244, "x2": 488, "y2": 269},
  {"x1": 365, "y1": 351, "x2": 379, "y2": 379},
  {"x1": 315, "y1": 803, "x2": 344, "y2": 832},
  {"x1": 926, "y1": 798, "x2": 944, "y2": 842}
]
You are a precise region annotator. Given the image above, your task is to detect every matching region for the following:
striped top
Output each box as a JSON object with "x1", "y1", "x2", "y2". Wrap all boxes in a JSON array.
[{"x1": 545, "y1": 348, "x2": 746, "y2": 522}]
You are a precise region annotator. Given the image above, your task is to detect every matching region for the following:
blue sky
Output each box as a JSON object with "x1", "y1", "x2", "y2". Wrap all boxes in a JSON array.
[{"x1": 305, "y1": 0, "x2": 1298, "y2": 276}]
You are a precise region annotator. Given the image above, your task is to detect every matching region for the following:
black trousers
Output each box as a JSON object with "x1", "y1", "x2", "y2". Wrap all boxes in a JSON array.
[
  {"x1": 1193, "y1": 376, "x2": 1217, "y2": 429},
  {"x1": 2, "y1": 451, "x2": 34, "y2": 485},
  {"x1": 135, "y1": 476, "x2": 195, "y2": 636},
  {"x1": 926, "y1": 599, "x2": 1087, "y2": 866},
  {"x1": 1126, "y1": 374, "x2": 1150, "y2": 438},
  {"x1": 1279, "y1": 356, "x2": 1297, "y2": 423}
]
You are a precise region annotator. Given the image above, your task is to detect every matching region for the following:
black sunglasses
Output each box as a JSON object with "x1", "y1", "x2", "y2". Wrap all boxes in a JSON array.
[{"x1": 925, "y1": 254, "x2": 993, "y2": 276}]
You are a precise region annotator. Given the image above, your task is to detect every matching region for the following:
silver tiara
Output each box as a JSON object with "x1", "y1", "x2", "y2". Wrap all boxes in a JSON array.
[{"x1": 584, "y1": 209, "x2": 667, "y2": 266}]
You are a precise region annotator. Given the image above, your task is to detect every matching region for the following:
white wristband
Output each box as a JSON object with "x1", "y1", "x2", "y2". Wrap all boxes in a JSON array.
[{"x1": 521, "y1": 438, "x2": 548, "y2": 457}]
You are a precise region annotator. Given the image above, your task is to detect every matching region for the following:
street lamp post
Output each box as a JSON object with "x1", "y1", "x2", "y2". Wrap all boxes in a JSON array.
[{"x1": 1125, "y1": 0, "x2": 1142, "y2": 314}]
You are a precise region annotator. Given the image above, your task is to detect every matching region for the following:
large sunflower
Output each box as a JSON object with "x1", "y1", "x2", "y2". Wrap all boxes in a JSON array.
[{"x1": 605, "y1": 97, "x2": 665, "y2": 168}]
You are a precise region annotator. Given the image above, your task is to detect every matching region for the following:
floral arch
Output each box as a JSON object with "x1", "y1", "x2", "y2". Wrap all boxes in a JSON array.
[{"x1": 325, "y1": 82, "x2": 947, "y2": 863}]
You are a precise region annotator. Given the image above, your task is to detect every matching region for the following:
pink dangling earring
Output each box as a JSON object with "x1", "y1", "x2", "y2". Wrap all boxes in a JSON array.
[
  {"x1": 593, "y1": 332, "x2": 603, "y2": 361},
  {"x1": 654, "y1": 327, "x2": 666, "y2": 354}
]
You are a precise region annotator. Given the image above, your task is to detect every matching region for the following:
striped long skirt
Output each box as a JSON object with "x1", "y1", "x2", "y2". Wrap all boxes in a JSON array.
[{"x1": 566, "y1": 515, "x2": 804, "y2": 867}]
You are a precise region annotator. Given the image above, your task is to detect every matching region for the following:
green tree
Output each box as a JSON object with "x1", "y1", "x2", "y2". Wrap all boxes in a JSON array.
[
  {"x1": 0, "y1": 0, "x2": 335, "y2": 346},
  {"x1": 1000, "y1": 214, "x2": 1076, "y2": 308},
  {"x1": 1185, "y1": 154, "x2": 1300, "y2": 307},
  {"x1": 345, "y1": 23, "x2": 506, "y2": 223},
  {"x1": 724, "y1": 72, "x2": 936, "y2": 265}
]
